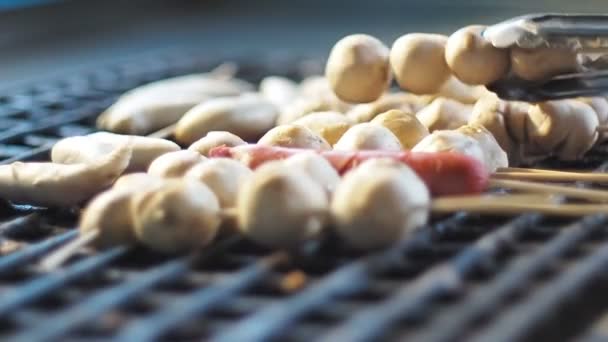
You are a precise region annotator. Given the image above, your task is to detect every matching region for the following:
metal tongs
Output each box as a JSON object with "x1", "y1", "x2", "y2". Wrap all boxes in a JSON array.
[{"x1": 483, "y1": 13, "x2": 608, "y2": 101}]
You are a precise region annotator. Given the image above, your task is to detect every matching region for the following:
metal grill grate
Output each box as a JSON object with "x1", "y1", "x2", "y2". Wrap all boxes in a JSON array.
[{"x1": 0, "y1": 50, "x2": 608, "y2": 342}]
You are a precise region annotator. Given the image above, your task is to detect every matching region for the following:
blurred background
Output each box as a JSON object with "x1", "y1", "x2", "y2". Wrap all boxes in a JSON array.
[{"x1": 2, "y1": 0, "x2": 608, "y2": 89}]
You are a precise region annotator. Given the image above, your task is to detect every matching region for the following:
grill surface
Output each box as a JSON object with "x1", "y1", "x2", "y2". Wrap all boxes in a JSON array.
[{"x1": 1, "y1": 50, "x2": 608, "y2": 342}]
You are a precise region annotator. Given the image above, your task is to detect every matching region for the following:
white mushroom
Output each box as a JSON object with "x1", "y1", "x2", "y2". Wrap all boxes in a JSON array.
[
  {"x1": 416, "y1": 97, "x2": 472, "y2": 132},
  {"x1": 283, "y1": 152, "x2": 341, "y2": 196},
  {"x1": 258, "y1": 124, "x2": 331, "y2": 150},
  {"x1": 187, "y1": 131, "x2": 246, "y2": 157},
  {"x1": 236, "y1": 161, "x2": 328, "y2": 248},
  {"x1": 334, "y1": 123, "x2": 403, "y2": 151},
  {"x1": 184, "y1": 158, "x2": 252, "y2": 208},
  {"x1": 131, "y1": 179, "x2": 221, "y2": 254},
  {"x1": 331, "y1": 158, "x2": 430, "y2": 250},
  {"x1": 147, "y1": 150, "x2": 206, "y2": 178}
]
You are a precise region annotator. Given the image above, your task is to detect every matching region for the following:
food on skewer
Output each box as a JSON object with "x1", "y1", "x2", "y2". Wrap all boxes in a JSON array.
[
  {"x1": 282, "y1": 152, "x2": 341, "y2": 196},
  {"x1": 97, "y1": 69, "x2": 253, "y2": 135},
  {"x1": 235, "y1": 161, "x2": 328, "y2": 248},
  {"x1": 370, "y1": 109, "x2": 429, "y2": 149},
  {"x1": 332, "y1": 158, "x2": 430, "y2": 250},
  {"x1": 184, "y1": 158, "x2": 252, "y2": 208},
  {"x1": 258, "y1": 124, "x2": 331, "y2": 150},
  {"x1": 510, "y1": 47, "x2": 579, "y2": 81},
  {"x1": 579, "y1": 97, "x2": 608, "y2": 126},
  {"x1": 416, "y1": 97, "x2": 473, "y2": 131},
  {"x1": 390, "y1": 33, "x2": 451, "y2": 94},
  {"x1": 276, "y1": 76, "x2": 351, "y2": 125},
  {"x1": 0, "y1": 142, "x2": 131, "y2": 207},
  {"x1": 79, "y1": 188, "x2": 140, "y2": 248},
  {"x1": 147, "y1": 150, "x2": 206, "y2": 178},
  {"x1": 175, "y1": 93, "x2": 278, "y2": 145},
  {"x1": 413, "y1": 129, "x2": 485, "y2": 169},
  {"x1": 526, "y1": 100, "x2": 598, "y2": 160},
  {"x1": 259, "y1": 76, "x2": 299, "y2": 109},
  {"x1": 131, "y1": 179, "x2": 222, "y2": 254},
  {"x1": 292, "y1": 111, "x2": 354, "y2": 145},
  {"x1": 413, "y1": 124, "x2": 509, "y2": 173},
  {"x1": 209, "y1": 144, "x2": 489, "y2": 195},
  {"x1": 444, "y1": 25, "x2": 511, "y2": 86},
  {"x1": 469, "y1": 95, "x2": 528, "y2": 162},
  {"x1": 51, "y1": 132, "x2": 180, "y2": 171},
  {"x1": 346, "y1": 92, "x2": 427, "y2": 123},
  {"x1": 325, "y1": 34, "x2": 392, "y2": 103},
  {"x1": 433, "y1": 76, "x2": 492, "y2": 105},
  {"x1": 333, "y1": 122, "x2": 403, "y2": 151},
  {"x1": 187, "y1": 131, "x2": 247, "y2": 156},
  {"x1": 456, "y1": 124, "x2": 509, "y2": 173}
]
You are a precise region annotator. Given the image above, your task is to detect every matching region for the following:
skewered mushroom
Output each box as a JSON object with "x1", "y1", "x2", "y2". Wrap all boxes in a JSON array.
[
  {"x1": 187, "y1": 131, "x2": 247, "y2": 157},
  {"x1": 147, "y1": 150, "x2": 206, "y2": 178},
  {"x1": 445, "y1": 25, "x2": 510, "y2": 85},
  {"x1": 371, "y1": 109, "x2": 429, "y2": 148},
  {"x1": 456, "y1": 124, "x2": 509, "y2": 172},
  {"x1": 184, "y1": 158, "x2": 252, "y2": 208},
  {"x1": 390, "y1": 33, "x2": 451, "y2": 94},
  {"x1": 292, "y1": 111, "x2": 354, "y2": 145},
  {"x1": 283, "y1": 152, "x2": 341, "y2": 196},
  {"x1": 526, "y1": 99, "x2": 599, "y2": 160},
  {"x1": 333, "y1": 122, "x2": 403, "y2": 151},
  {"x1": 258, "y1": 124, "x2": 331, "y2": 150},
  {"x1": 510, "y1": 47, "x2": 579, "y2": 81},
  {"x1": 416, "y1": 97, "x2": 472, "y2": 132},
  {"x1": 346, "y1": 92, "x2": 429, "y2": 123},
  {"x1": 131, "y1": 179, "x2": 222, "y2": 254},
  {"x1": 331, "y1": 158, "x2": 430, "y2": 250},
  {"x1": 235, "y1": 161, "x2": 328, "y2": 248},
  {"x1": 325, "y1": 34, "x2": 392, "y2": 103},
  {"x1": 412, "y1": 130, "x2": 486, "y2": 170}
]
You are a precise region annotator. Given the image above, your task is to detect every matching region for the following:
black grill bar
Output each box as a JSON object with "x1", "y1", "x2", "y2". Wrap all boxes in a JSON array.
[
  {"x1": 0, "y1": 246, "x2": 127, "y2": 318},
  {"x1": 471, "y1": 222, "x2": 608, "y2": 342},
  {"x1": 116, "y1": 252, "x2": 287, "y2": 342},
  {"x1": 211, "y1": 214, "x2": 470, "y2": 342},
  {"x1": 0, "y1": 231, "x2": 76, "y2": 275},
  {"x1": 5, "y1": 235, "x2": 246, "y2": 341},
  {"x1": 9, "y1": 256, "x2": 188, "y2": 342},
  {"x1": 407, "y1": 215, "x2": 608, "y2": 342},
  {"x1": 318, "y1": 214, "x2": 543, "y2": 342}
]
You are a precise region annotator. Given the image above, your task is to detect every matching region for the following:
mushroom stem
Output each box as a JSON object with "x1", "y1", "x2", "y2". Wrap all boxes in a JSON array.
[
  {"x1": 489, "y1": 178, "x2": 608, "y2": 203},
  {"x1": 38, "y1": 230, "x2": 100, "y2": 271}
]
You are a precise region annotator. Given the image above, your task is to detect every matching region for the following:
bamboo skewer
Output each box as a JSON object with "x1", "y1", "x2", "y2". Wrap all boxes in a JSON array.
[
  {"x1": 38, "y1": 230, "x2": 99, "y2": 271},
  {"x1": 492, "y1": 171, "x2": 608, "y2": 183},
  {"x1": 496, "y1": 167, "x2": 580, "y2": 174},
  {"x1": 432, "y1": 199, "x2": 608, "y2": 217},
  {"x1": 488, "y1": 178, "x2": 608, "y2": 203}
]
